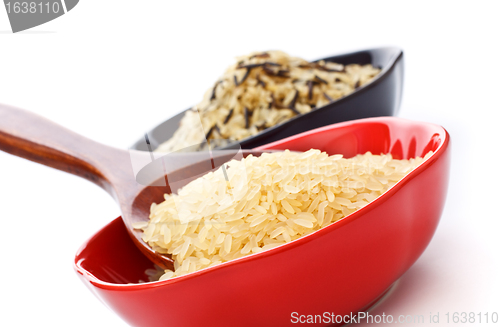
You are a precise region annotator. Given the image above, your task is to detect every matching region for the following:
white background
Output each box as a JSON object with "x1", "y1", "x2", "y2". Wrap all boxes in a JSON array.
[{"x1": 1, "y1": 1, "x2": 499, "y2": 326}]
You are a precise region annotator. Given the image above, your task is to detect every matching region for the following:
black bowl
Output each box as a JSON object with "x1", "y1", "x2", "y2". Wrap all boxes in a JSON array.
[{"x1": 132, "y1": 47, "x2": 404, "y2": 151}]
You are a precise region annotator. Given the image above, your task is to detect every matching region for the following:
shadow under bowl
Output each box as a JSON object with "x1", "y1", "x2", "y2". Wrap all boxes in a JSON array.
[
  {"x1": 131, "y1": 47, "x2": 404, "y2": 151},
  {"x1": 75, "y1": 117, "x2": 450, "y2": 327}
]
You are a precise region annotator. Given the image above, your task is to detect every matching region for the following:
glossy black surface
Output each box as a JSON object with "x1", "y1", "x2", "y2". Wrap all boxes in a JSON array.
[{"x1": 132, "y1": 47, "x2": 404, "y2": 151}]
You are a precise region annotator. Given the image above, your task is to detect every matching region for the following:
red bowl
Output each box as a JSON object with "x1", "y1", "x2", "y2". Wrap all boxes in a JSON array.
[{"x1": 74, "y1": 117, "x2": 450, "y2": 327}]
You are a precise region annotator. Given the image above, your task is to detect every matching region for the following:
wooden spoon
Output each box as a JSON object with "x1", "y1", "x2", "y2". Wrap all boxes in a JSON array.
[{"x1": 0, "y1": 104, "x2": 266, "y2": 270}]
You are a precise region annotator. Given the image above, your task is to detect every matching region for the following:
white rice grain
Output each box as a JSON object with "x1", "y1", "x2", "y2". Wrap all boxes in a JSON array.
[{"x1": 135, "y1": 149, "x2": 431, "y2": 280}]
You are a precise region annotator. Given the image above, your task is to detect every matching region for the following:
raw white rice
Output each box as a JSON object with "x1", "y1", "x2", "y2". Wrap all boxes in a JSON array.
[{"x1": 134, "y1": 149, "x2": 432, "y2": 281}]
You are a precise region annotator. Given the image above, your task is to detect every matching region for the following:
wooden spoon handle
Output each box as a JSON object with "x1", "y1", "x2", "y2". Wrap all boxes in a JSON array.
[{"x1": 0, "y1": 103, "x2": 131, "y2": 197}]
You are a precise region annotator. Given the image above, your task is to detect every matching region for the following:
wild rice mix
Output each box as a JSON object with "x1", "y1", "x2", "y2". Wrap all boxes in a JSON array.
[
  {"x1": 156, "y1": 51, "x2": 381, "y2": 152},
  {"x1": 134, "y1": 149, "x2": 432, "y2": 281}
]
